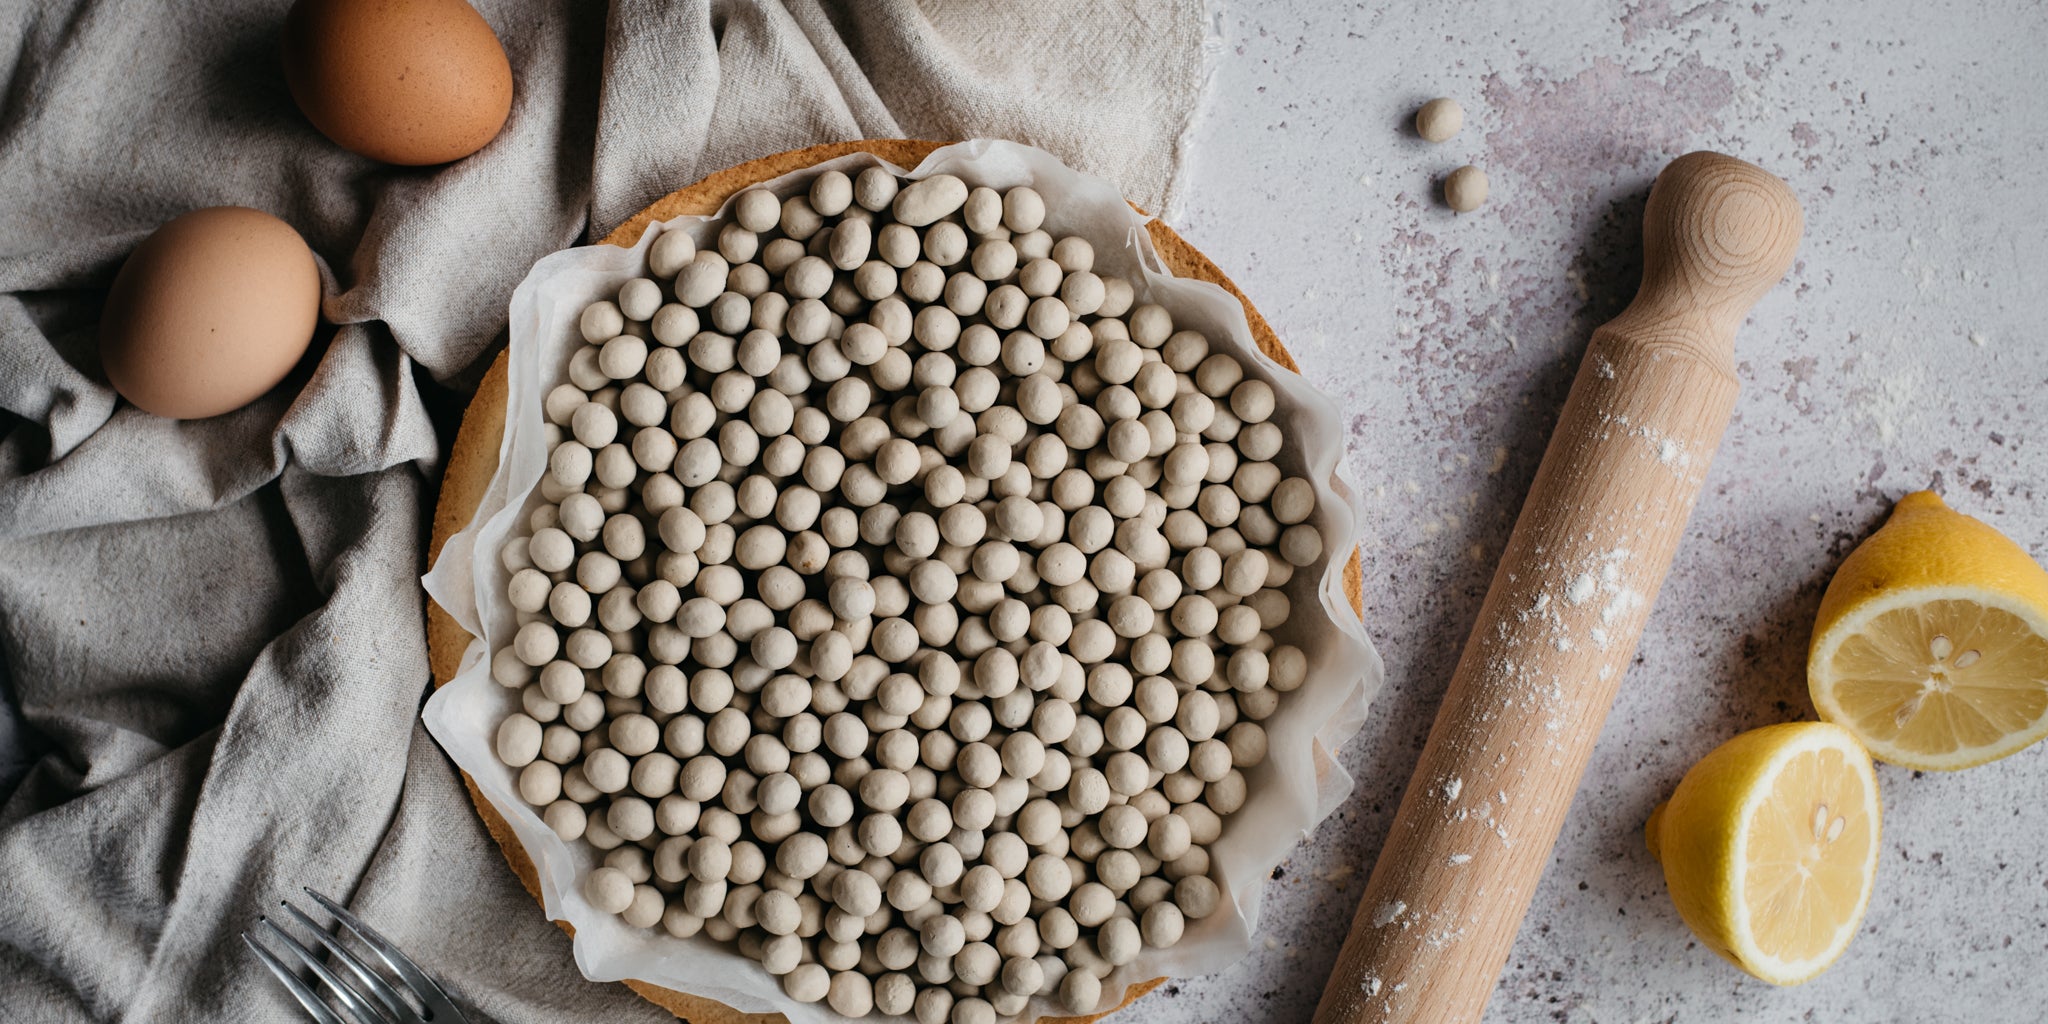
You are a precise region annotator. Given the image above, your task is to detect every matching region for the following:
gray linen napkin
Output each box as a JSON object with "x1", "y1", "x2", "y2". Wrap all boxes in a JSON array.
[{"x1": 0, "y1": 1, "x2": 1208, "y2": 1020}]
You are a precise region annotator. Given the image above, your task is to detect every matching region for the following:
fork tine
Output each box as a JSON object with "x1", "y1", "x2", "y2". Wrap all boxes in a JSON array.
[
  {"x1": 304, "y1": 889, "x2": 463, "y2": 1022},
  {"x1": 279, "y1": 899, "x2": 410, "y2": 1024},
  {"x1": 243, "y1": 933, "x2": 352, "y2": 1024},
  {"x1": 256, "y1": 918, "x2": 394, "y2": 1024}
]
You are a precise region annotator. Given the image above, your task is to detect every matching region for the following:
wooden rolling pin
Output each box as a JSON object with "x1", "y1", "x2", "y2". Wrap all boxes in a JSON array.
[{"x1": 1312, "y1": 152, "x2": 1803, "y2": 1023}]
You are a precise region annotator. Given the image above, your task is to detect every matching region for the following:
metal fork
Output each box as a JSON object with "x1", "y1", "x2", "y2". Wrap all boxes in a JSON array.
[{"x1": 242, "y1": 888, "x2": 473, "y2": 1024}]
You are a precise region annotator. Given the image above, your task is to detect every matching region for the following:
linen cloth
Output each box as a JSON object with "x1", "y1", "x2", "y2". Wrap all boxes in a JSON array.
[{"x1": 0, "y1": 2, "x2": 1210, "y2": 1020}]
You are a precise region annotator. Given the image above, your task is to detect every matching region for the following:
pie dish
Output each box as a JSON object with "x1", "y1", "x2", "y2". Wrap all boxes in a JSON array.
[{"x1": 423, "y1": 139, "x2": 1373, "y2": 1022}]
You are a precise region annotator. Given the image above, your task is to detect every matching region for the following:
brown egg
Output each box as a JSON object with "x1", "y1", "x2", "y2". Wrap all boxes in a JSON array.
[
  {"x1": 282, "y1": 0, "x2": 513, "y2": 166},
  {"x1": 100, "y1": 207, "x2": 322, "y2": 420}
]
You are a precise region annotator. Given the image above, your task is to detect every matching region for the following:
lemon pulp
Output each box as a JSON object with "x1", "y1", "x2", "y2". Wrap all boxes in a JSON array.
[
  {"x1": 1817, "y1": 593, "x2": 2048, "y2": 768},
  {"x1": 1739, "y1": 741, "x2": 1877, "y2": 971}
]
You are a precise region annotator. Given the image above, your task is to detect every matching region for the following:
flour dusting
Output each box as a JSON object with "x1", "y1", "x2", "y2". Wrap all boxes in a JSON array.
[{"x1": 1371, "y1": 900, "x2": 1407, "y2": 928}]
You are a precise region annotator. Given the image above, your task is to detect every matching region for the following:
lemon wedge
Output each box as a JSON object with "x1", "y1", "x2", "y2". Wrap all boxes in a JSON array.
[
  {"x1": 1808, "y1": 490, "x2": 2048, "y2": 770},
  {"x1": 1646, "y1": 722, "x2": 1881, "y2": 985}
]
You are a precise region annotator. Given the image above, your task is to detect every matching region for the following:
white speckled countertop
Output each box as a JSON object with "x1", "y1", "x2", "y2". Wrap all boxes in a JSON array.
[{"x1": 1128, "y1": 1, "x2": 2048, "y2": 1021}]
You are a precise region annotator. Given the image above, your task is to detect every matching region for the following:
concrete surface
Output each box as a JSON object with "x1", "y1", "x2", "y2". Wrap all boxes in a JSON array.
[
  {"x1": 1128, "y1": 1, "x2": 2048, "y2": 1022},
  {"x1": 3, "y1": 3, "x2": 2041, "y2": 1022}
]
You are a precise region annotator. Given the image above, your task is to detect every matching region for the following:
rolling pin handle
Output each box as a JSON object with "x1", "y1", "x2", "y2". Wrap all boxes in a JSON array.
[{"x1": 1602, "y1": 151, "x2": 1804, "y2": 372}]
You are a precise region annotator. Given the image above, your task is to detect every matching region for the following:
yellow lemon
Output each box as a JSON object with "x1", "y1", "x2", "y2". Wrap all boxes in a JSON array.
[
  {"x1": 1808, "y1": 490, "x2": 2048, "y2": 770},
  {"x1": 1646, "y1": 722, "x2": 1881, "y2": 985}
]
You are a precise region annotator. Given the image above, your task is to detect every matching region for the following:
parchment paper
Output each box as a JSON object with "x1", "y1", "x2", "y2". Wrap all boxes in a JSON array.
[{"x1": 422, "y1": 139, "x2": 1384, "y2": 1021}]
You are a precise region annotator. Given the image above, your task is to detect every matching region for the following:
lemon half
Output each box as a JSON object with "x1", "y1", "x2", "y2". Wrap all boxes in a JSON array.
[
  {"x1": 1647, "y1": 722, "x2": 1881, "y2": 985},
  {"x1": 1808, "y1": 491, "x2": 2048, "y2": 770}
]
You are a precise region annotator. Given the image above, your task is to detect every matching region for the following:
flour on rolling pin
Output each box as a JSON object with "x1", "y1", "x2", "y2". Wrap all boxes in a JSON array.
[{"x1": 1315, "y1": 152, "x2": 1803, "y2": 1024}]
